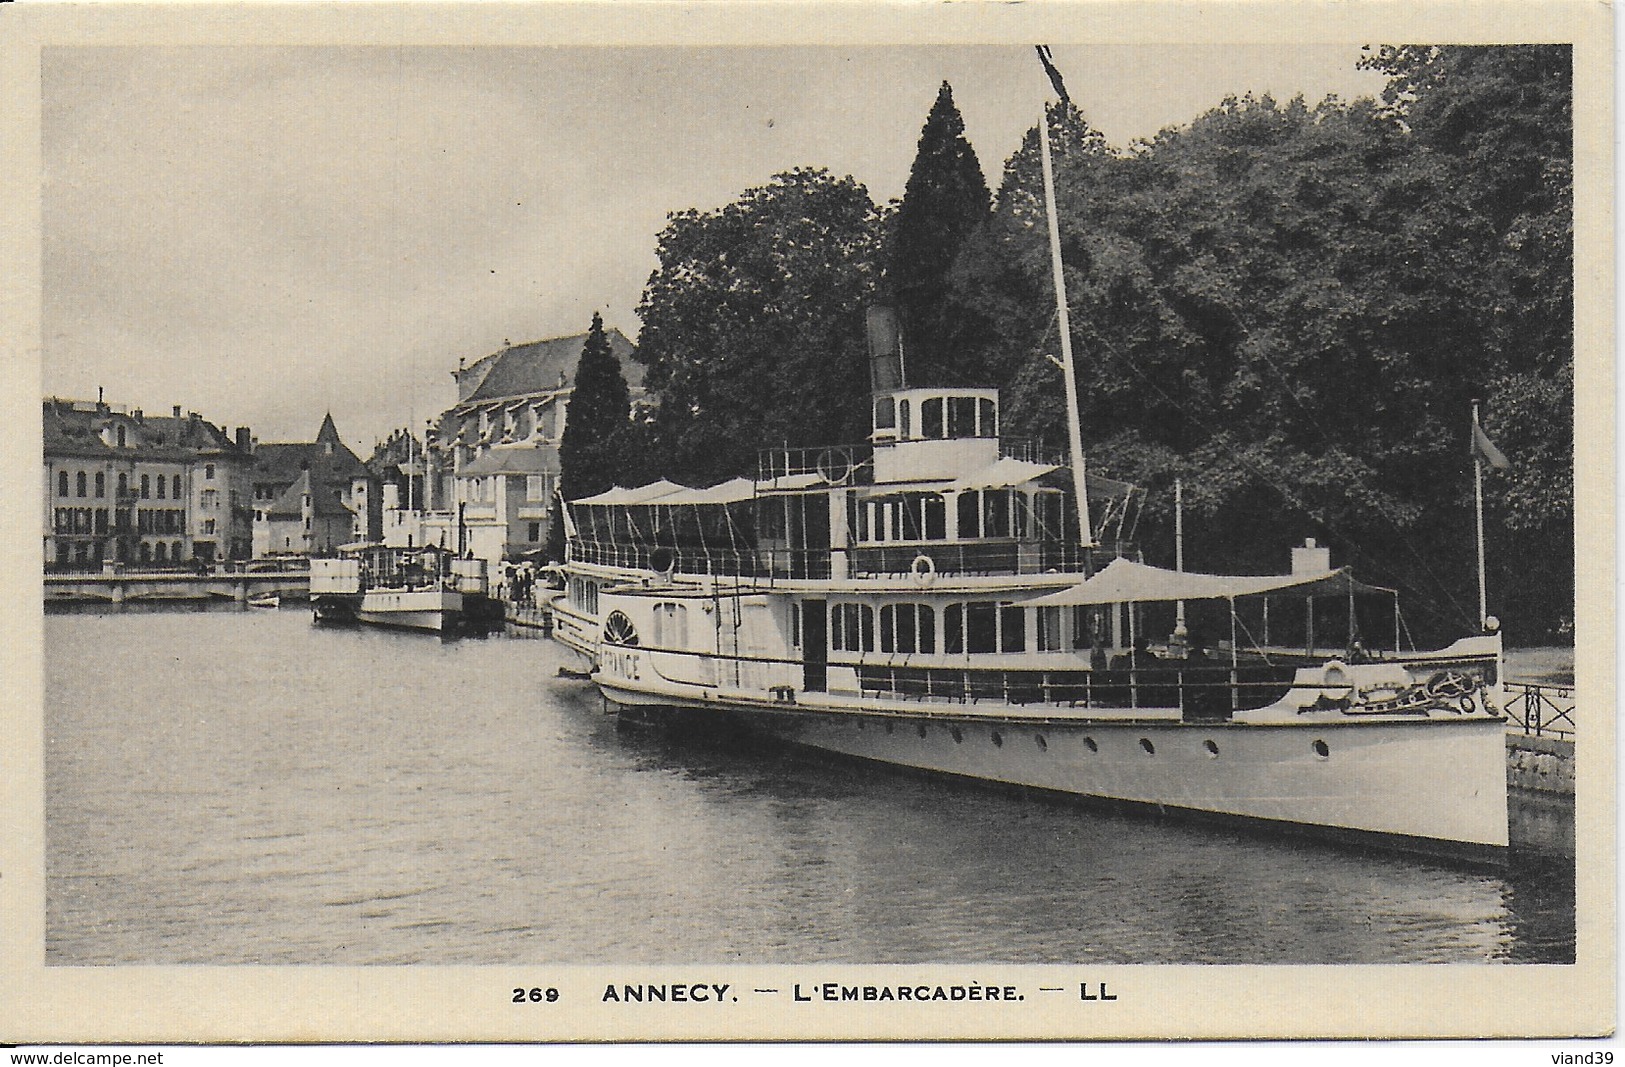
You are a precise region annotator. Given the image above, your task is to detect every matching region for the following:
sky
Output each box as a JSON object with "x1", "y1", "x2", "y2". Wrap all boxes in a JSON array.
[{"x1": 41, "y1": 44, "x2": 1388, "y2": 452}]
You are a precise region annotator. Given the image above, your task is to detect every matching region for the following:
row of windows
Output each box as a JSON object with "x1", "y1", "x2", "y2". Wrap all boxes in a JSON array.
[
  {"x1": 52, "y1": 539, "x2": 190, "y2": 565},
  {"x1": 847, "y1": 489, "x2": 1068, "y2": 544},
  {"x1": 874, "y1": 395, "x2": 997, "y2": 441},
  {"x1": 55, "y1": 469, "x2": 208, "y2": 500},
  {"x1": 829, "y1": 602, "x2": 1110, "y2": 656}
]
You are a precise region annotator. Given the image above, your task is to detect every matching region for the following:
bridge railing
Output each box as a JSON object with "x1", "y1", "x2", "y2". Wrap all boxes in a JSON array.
[{"x1": 1503, "y1": 681, "x2": 1575, "y2": 740}]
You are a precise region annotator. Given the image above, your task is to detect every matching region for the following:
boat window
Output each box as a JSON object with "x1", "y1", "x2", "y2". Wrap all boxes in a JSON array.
[
  {"x1": 790, "y1": 601, "x2": 801, "y2": 648},
  {"x1": 948, "y1": 396, "x2": 976, "y2": 438},
  {"x1": 978, "y1": 398, "x2": 996, "y2": 438},
  {"x1": 944, "y1": 604, "x2": 963, "y2": 654},
  {"x1": 880, "y1": 603, "x2": 935, "y2": 654},
  {"x1": 1000, "y1": 604, "x2": 1027, "y2": 653},
  {"x1": 652, "y1": 602, "x2": 688, "y2": 647},
  {"x1": 847, "y1": 494, "x2": 869, "y2": 542},
  {"x1": 922, "y1": 495, "x2": 946, "y2": 540},
  {"x1": 898, "y1": 400, "x2": 911, "y2": 440},
  {"x1": 873, "y1": 397, "x2": 896, "y2": 431},
  {"x1": 831, "y1": 602, "x2": 875, "y2": 652},
  {"x1": 956, "y1": 491, "x2": 980, "y2": 538},
  {"x1": 921, "y1": 397, "x2": 944, "y2": 439},
  {"x1": 1038, "y1": 606, "x2": 1065, "y2": 652},
  {"x1": 983, "y1": 490, "x2": 1011, "y2": 538},
  {"x1": 966, "y1": 603, "x2": 998, "y2": 654},
  {"x1": 1071, "y1": 605, "x2": 1100, "y2": 649}
]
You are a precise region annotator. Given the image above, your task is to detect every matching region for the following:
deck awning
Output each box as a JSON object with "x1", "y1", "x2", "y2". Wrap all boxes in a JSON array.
[
  {"x1": 948, "y1": 457, "x2": 1059, "y2": 491},
  {"x1": 652, "y1": 477, "x2": 757, "y2": 506},
  {"x1": 570, "y1": 480, "x2": 690, "y2": 506},
  {"x1": 1025, "y1": 557, "x2": 1395, "y2": 607}
]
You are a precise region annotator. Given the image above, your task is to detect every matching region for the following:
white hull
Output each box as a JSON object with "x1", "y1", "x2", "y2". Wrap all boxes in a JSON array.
[
  {"x1": 597, "y1": 676, "x2": 1510, "y2": 860},
  {"x1": 354, "y1": 588, "x2": 463, "y2": 633}
]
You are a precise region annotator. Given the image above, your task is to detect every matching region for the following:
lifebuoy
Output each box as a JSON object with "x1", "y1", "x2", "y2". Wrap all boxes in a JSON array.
[
  {"x1": 910, "y1": 554, "x2": 936, "y2": 586},
  {"x1": 1321, "y1": 660, "x2": 1352, "y2": 689}
]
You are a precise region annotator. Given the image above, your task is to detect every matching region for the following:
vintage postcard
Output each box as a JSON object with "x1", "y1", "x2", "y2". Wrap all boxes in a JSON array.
[{"x1": 0, "y1": 0, "x2": 1612, "y2": 1046}]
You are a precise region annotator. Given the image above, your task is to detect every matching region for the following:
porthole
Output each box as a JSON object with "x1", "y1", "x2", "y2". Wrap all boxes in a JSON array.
[
  {"x1": 1035, "y1": 733, "x2": 1048, "y2": 751},
  {"x1": 1203, "y1": 740, "x2": 1220, "y2": 758},
  {"x1": 1083, "y1": 736, "x2": 1098, "y2": 753},
  {"x1": 1312, "y1": 739, "x2": 1330, "y2": 760},
  {"x1": 1139, "y1": 738, "x2": 1156, "y2": 755},
  {"x1": 950, "y1": 726, "x2": 964, "y2": 744},
  {"x1": 990, "y1": 730, "x2": 1003, "y2": 748},
  {"x1": 917, "y1": 723, "x2": 928, "y2": 739}
]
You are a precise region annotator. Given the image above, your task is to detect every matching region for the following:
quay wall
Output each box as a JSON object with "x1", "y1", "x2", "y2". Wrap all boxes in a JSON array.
[{"x1": 1506, "y1": 733, "x2": 1574, "y2": 796}]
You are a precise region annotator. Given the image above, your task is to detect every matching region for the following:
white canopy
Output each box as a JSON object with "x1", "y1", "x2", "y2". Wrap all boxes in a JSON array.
[
  {"x1": 1024, "y1": 557, "x2": 1394, "y2": 607},
  {"x1": 652, "y1": 477, "x2": 757, "y2": 506},
  {"x1": 949, "y1": 457, "x2": 1059, "y2": 491},
  {"x1": 570, "y1": 480, "x2": 689, "y2": 506}
]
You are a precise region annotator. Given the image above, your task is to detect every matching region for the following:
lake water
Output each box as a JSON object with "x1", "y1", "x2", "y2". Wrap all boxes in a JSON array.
[{"x1": 45, "y1": 606, "x2": 1575, "y2": 965}]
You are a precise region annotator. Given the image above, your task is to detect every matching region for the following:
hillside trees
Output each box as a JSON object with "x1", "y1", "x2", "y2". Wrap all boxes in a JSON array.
[{"x1": 635, "y1": 168, "x2": 882, "y2": 485}]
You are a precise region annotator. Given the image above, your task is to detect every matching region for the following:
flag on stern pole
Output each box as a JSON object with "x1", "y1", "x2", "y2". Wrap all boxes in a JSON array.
[
  {"x1": 1471, "y1": 418, "x2": 1511, "y2": 470},
  {"x1": 1035, "y1": 46, "x2": 1071, "y2": 106}
]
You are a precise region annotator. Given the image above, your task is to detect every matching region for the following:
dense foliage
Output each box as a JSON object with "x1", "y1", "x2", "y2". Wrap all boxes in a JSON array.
[
  {"x1": 634, "y1": 168, "x2": 882, "y2": 485},
  {"x1": 619, "y1": 46, "x2": 1572, "y2": 641}
]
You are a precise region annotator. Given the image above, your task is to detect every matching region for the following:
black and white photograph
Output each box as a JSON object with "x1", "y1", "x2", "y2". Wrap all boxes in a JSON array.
[{"x1": 2, "y1": 0, "x2": 1612, "y2": 1047}]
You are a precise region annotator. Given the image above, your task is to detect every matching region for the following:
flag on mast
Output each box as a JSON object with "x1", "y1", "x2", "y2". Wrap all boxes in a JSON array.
[
  {"x1": 1035, "y1": 46, "x2": 1071, "y2": 106},
  {"x1": 1471, "y1": 419, "x2": 1511, "y2": 470}
]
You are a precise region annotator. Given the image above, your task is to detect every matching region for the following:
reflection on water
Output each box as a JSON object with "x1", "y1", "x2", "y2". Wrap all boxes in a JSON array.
[{"x1": 46, "y1": 608, "x2": 1574, "y2": 964}]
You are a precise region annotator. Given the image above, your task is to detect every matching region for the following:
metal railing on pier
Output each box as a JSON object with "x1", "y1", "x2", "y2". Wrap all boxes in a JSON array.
[{"x1": 1503, "y1": 682, "x2": 1575, "y2": 740}]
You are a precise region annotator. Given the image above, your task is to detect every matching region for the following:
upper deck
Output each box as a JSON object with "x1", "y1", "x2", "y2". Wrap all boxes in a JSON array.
[{"x1": 567, "y1": 387, "x2": 1137, "y2": 583}]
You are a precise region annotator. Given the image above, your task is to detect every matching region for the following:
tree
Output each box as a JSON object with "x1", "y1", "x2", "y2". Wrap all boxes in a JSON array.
[
  {"x1": 889, "y1": 82, "x2": 992, "y2": 386},
  {"x1": 636, "y1": 168, "x2": 881, "y2": 485},
  {"x1": 559, "y1": 311, "x2": 634, "y2": 504}
]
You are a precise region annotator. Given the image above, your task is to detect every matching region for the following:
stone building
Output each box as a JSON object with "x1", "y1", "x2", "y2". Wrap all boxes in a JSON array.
[
  {"x1": 399, "y1": 328, "x2": 641, "y2": 567},
  {"x1": 42, "y1": 398, "x2": 254, "y2": 568},
  {"x1": 249, "y1": 413, "x2": 380, "y2": 557}
]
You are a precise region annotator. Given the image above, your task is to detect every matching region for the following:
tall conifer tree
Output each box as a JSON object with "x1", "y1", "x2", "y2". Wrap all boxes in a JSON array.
[
  {"x1": 558, "y1": 311, "x2": 633, "y2": 505},
  {"x1": 889, "y1": 81, "x2": 992, "y2": 386}
]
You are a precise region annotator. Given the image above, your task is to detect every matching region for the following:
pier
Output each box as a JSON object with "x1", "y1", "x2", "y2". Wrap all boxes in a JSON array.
[{"x1": 44, "y1": 567, "x2": 311, "y2": 605}]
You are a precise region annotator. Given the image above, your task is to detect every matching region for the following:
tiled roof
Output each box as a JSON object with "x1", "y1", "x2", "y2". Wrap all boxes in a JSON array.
[
  {"x1": 42, "y1": 399, "x2": 243, "y2": 462},
  {"x1": 252, "y1": 415, "x2": 369, "y2": 485},
  {"x1": 458, "y1": 446, "x2": 559, "y2": 477},
  {"x1": 264, "y1": 469, "x2": 357, "y2": 519},
  {"x1": 455, "y1": 328, "x2": 641, "y2": 406}
]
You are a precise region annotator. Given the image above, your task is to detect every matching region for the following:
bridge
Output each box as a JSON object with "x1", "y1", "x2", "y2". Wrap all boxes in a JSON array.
[{"x1": 44, "y1": 567, "x2": 311, "y2": 605}]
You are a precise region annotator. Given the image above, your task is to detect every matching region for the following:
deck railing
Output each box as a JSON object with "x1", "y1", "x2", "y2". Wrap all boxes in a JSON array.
[{"x1": 1503, "y1": 681, "x2": 1576, "y2": 740}]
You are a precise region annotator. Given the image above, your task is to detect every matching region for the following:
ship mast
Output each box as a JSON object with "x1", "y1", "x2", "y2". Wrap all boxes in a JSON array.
[{"x1": 1035, "y1": 47, "x2": 1095, "y2": 550}]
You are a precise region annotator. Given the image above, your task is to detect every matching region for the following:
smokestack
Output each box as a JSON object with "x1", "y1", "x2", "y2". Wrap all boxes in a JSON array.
[{"x1": 865, "y1": 306, "x2": 904, "y2": 393}]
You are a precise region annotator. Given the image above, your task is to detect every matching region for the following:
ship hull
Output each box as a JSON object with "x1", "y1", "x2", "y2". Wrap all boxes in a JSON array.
[{"x1": 596, "y1": 677, "x2": 1510, "y2": 863}]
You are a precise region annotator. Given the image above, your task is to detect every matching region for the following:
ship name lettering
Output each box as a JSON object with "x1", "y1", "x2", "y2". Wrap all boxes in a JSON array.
[{"x1": 601, "y1": 983, "x2": 732, "y2": 1004}]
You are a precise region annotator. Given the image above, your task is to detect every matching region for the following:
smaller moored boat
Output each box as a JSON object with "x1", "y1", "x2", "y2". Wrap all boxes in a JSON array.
[
  {"x1": 247, "y1": 593, "x2": 280, "y2": 609},
  {"x1": 310, "y1": 543, "x2": 504, "y2": 635}
]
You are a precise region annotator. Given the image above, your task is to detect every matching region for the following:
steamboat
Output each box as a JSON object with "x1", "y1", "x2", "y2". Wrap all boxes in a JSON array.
[
  {"x1": 310, "y1": 543, "x2": 503, "y2": 635},
  {"x1": 552, "y1": 67, "x2": 1509, "y2": 862}
]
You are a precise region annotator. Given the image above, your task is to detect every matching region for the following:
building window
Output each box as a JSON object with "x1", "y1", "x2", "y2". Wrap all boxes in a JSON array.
[
  {"x1": 74, "y1": 471, "x2": 86, "y2": 497},
  {"x1": 173, "y1": 475, "x2": 182, "y2": 499},
  {"x1": 140, "y1": 475, "x2": 150, "y2": 499},
  {"x1": 154, "y1": 542, "x2": 166, "y2": 563},
  {"x1": 118, "y1": 473, "x2": 128, "y2": 496},
  {"x1": 57, "y1": 470, "x2": 68, "y2": 497},
  {"x1": 94, "y1": 471, "x2": 105, "y2": 498},
  {"x1": 156, "y1": 475, "x2": 166, "y2": 499},
  {"x1": 205, "y1": 463, "x2": 215, "y2": 480},
  {"x1": 202, "y1": 519, "x2": 216, "y2": 535},
  {"x1": 202, "y1": 489, "x2": 218, "y2": 510},
  {"x1": 528, "y1": 522, "x2": 541, "y2": 542},
  {"x1": 526, "y1": 475, "x2": 548, "y2": 500}
]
